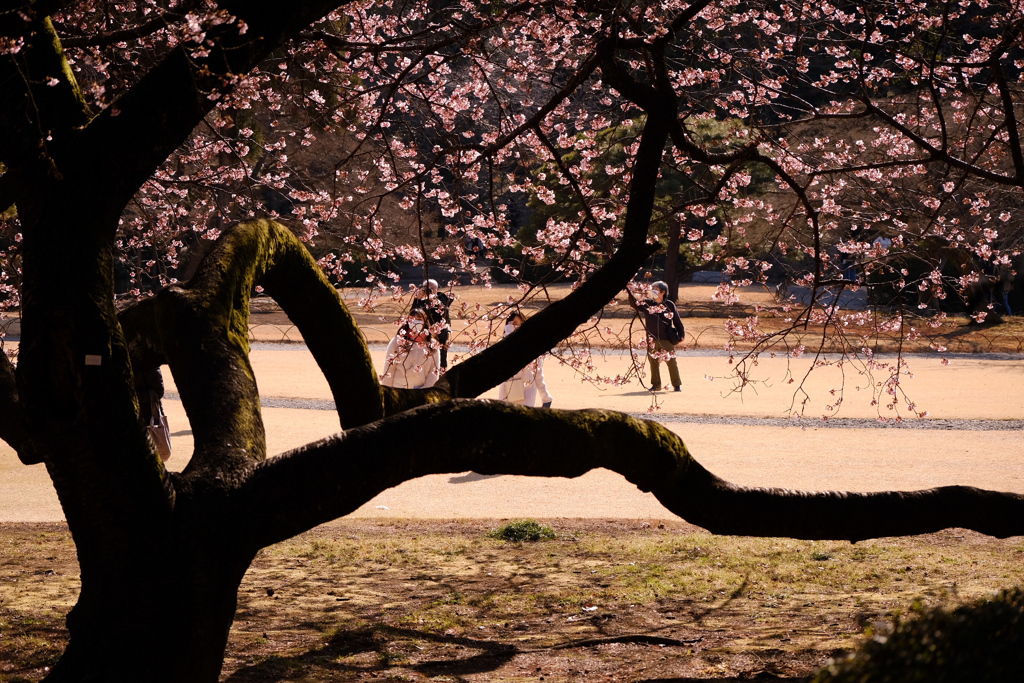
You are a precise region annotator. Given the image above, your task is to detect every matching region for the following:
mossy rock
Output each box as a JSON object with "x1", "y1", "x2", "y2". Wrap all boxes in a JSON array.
[{"x1": 814, "y1": 587, "x2": 1024, "y2": 682}]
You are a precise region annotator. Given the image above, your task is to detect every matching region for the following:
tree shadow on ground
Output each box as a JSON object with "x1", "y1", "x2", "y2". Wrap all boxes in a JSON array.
[
  {"x1": 636, "y1": 677, "x2": 810, "y2": 682},
  {"x1": 447, "y1": 472, "x2": 502, "y2": 484},
  {"x1": 222, "y1": 624, "x2": 517, "y2": 682},
  {"x1": 0, "y1": 610, "x2": 66, "y2": 682},
  {"x1": 221, "y1": 623, "x2": 733, "y2": 682}
]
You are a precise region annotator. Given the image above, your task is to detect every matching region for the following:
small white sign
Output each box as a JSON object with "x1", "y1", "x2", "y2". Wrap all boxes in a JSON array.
[{"x1": 84, "y1": 355, "x2": 103, "y2": 366}]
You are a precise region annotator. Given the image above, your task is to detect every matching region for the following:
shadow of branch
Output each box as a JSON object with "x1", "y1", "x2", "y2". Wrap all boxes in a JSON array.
[{"x1": 222, "y1": 623, "x2": 516, "y2": 682}]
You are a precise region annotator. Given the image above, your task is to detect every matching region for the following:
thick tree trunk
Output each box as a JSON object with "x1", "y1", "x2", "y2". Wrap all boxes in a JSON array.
[
  {"x1": 45, "y1": 542, "x2": 255, "y2": 683},
  {"x1": 17, "y1": 206, "x2": 183, "y2": 681},
  {"x1": 9, "y1": 174, "x2": 255, "y2": 682}
]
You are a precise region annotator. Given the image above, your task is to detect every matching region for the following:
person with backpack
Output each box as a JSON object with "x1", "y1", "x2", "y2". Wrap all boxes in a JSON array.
[
  {"x1": 411, "y1": 279, "x2": 453, "y2": 368},
  {"x1": 637, "y1": 281, "x2": 685, "y2": 392}
]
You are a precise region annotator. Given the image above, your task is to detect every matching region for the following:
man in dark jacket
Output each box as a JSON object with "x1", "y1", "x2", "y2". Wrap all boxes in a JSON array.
[
  {"x1": 411, "y1": 279, "x2": 453, "y2": 368},
  {"x1": 638, "y1": 281, "x2": 685, "y2": 392}
]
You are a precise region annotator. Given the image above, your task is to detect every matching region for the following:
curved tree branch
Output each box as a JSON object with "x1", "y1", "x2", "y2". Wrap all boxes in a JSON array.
[
  {"x1": 0, "y1": 15, "x2": 91, "y2": 170},
  {"x1": 437, "y1": 108, "x2": 669, "y2": 398},
  {"x1": 120, "y1": 219, "x2": 395, "y2": 484},
  {"x1": 239, "y1": 400, "x2": 1024, "y2": 550},
  {"x1": 32, "y1": 1, "x2": 355, "y2": 231},
  {"x1": 860, "y1": 98, "x2": 1023, "y2": 188},
  {"x1": 992, "y1": 55, "x2": 1024, "y2": 185},
  {"x1": 438, "y1": 37, "x2": 682, "y2": 399}
]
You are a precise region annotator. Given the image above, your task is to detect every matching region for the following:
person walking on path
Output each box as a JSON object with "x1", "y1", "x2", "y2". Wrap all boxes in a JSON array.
[
  {"x1": 497, "y1": 311, "x2": 553, "y2": 408},
  {"x1": 381, "y1": 309, "x2": 441, "y2": 389},
  {"x1": 637, "y1": 280, "x2": 685, "y2": 392},
  {"x1": 134, "y1": 366, "x2": 172, "y2": 461},
  {"x1": 411, "y1": 279, "x2": 453, "y2": 368}
]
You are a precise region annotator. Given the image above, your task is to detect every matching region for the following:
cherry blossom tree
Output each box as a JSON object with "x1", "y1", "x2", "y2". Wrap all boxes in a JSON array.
[{"x1": 2, "y1": 1, "x2": 1024, "y2": 680}]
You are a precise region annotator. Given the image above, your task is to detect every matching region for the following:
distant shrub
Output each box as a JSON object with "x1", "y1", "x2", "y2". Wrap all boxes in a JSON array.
[
  {"x1": 813, "y1": 587, "x2": 1024, "y2": 683},
  {"x1": 488, "y1": 519, "x2": 556, "y2": 543}
]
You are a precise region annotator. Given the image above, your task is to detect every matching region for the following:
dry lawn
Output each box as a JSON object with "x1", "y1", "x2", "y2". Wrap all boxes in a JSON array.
[{"x1": 3, "y1": 521, "x2": 1023, "y2": 682}]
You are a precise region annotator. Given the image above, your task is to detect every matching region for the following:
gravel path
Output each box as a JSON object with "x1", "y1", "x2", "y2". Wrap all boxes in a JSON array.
[
  {"x1": 635, "y1": 413, "x2": 1024, "y2": 430},
  {"x1": 256, "y1": 341, "x2": 1024, "y2": 362},
  {"x1": 167, "y1": 392, "x2": 1024, "y2": 431}
]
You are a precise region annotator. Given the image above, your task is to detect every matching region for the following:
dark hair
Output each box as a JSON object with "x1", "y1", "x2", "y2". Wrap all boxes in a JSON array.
[{"x1": 506, "y1": 310, "x2": 524, "y2": 325}]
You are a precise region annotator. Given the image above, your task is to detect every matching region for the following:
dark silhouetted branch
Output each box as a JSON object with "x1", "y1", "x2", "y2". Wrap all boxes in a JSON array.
[{"x1": 239, "y1": 400, "x2": 1024, "y2": 550}]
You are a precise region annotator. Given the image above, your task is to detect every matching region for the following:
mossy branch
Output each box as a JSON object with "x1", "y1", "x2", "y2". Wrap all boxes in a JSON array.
[
  {"x1": 120, "y1": 284, "x2": 266, "y2": 481},
  {"x1": 120, "y1": 220, "x2": 393, "y2": 483},
  {"x1": 237, "y1": 400, "x2": 1024, "y2": 550},
  {"x1": 250, "y1": 221, "x2": 385, "y2": 428}
]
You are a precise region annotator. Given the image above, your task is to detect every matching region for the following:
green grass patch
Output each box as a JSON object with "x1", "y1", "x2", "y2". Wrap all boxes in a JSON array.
[{"x1": 487, "y1": 519, "x2": 556, "y2": 543}]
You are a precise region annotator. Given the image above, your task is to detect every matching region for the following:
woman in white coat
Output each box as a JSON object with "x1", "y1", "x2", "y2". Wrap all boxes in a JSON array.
[
  {"x1": 497, "y1": 311, "x2": 553, "y2": 408},
  {"x1": 381, "y1": 309, "x2": 441, "y2": 389}
]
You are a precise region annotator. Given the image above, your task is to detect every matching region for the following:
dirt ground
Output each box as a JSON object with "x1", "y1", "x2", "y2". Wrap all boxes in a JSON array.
[{"x1": 3, "y1": 520, "x2": 1023, "y2": 683}]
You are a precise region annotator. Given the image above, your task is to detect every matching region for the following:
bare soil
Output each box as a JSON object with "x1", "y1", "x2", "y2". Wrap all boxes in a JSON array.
[{"x1": 3, "y1": 520, "x2": 1023, "y2": 682}]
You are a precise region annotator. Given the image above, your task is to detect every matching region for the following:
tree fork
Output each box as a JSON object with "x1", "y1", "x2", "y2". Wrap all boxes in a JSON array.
[{"x1": 119, "y1": 219, "x2": 447, "y2": 435}]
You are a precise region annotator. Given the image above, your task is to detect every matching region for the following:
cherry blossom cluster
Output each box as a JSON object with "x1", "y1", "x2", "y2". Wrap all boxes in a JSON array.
[{"x1": 2, "y1": 0, "x2": 1023, "y2": 413}]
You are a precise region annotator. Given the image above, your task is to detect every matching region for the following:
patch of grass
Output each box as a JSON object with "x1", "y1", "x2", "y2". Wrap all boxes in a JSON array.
[
  {"x1": 400, "y1": 605, "x2": 467, "y2": 634},
  {"x1": 433, "y1": 589, "x2": 463, "y2": 606},
  {"x1": 299, "y1": 539, "x2": 345, "y2": 563},
  {"x1": 487, "y1": 519, "x2": 556, "y2": 543}
]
